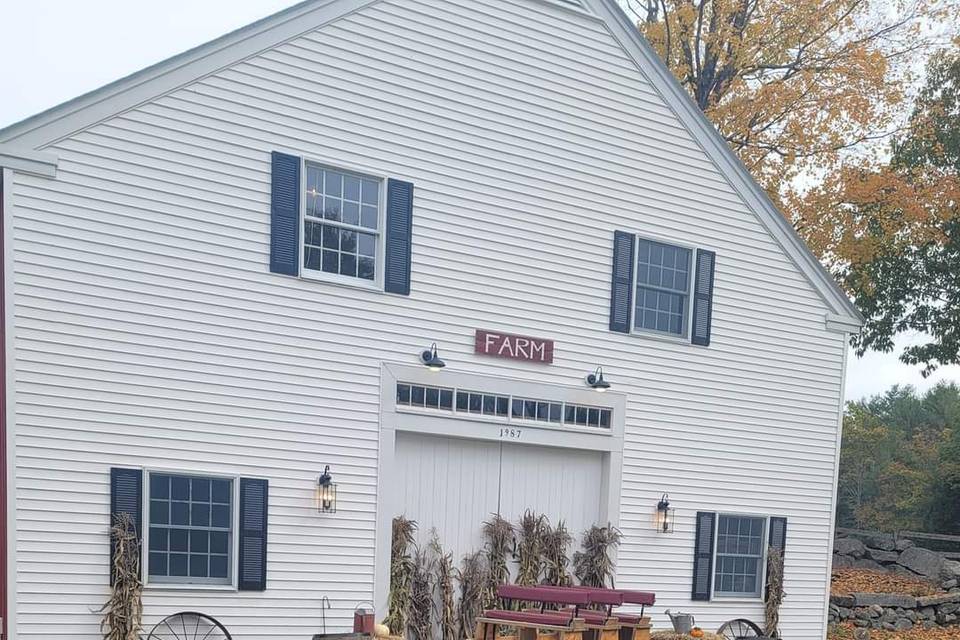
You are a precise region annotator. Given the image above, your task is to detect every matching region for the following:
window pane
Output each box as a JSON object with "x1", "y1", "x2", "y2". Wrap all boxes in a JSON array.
[
  {"x1": 456, "y1": 391, "x2": 468, "y2": 411},
  {"x1": 190, "y1": 530, "x2": 209, "y2": 553},
  {"x1": 425, "y1": 387, "x2": 440, "y2": 408},
  {"x1": 169, "y1": 553, "x2": 188, "y2": 576},
  {"x1": 192, "y1": 478, "x2": 210, "y2": 502},
  {"x1": 358, "y1": 233, "x2": 376, "y2": 257},
  {"x1": 190, "y1": 554, "x2": 208, "y2": 578},
  {"x1": 210, "y1": 555, "x2": 229, "y2": 579},
  {"x1": 149, "y1": 552, "x2": 168, "y2": 576},
  {"x1": 440, "y1": 389, "x2": 454, "y2": 410},
  {"x1": 361, "y1": 179, "x2": 379, "y2": 205},
  {"x1": 169, "y1": 528, "x2": 188, "y2": 552},
  {"x1": 497, "y1": 397, "x2": 509, "y2": 416},
  {"x1": 210, "y1": 531, "x2": 229, "y2": 554},
  {"x1": 411, "y1": 385, "x2": 425, "y2": 405},
  {"x1": 358, "y1": 257, "x2": 376, "y2": 281},
  {"x1": 150, "y1": 475, "x2": 169, "y2": 499},
  {"x1": 344, "y1": 176, "x2": 361, "y2": 201},
  {"x1": 361, "y1": 205, "x2": 378, "y2": 229},
  {"x1": 342, "y1": 200, "x2": 360, "y2": 226},
  {"x1": 171, "y1": 502, "x2": 189, "y2": 526},
  {"x1": 150, "y1": 500, "x2": 168, "y2": 525},
  {"x1": 211, "y1": 505, "x2": 231, "y2": 529},
  {"x1": 325, "y1": 171, "x2": 343, "y2": 197},
  {"x1": 340, "y1": 254, "x2": 357, "y2": 277},
  {"x1": 171, "y1": 477, "x2": 189, "y2": 500},
  {"x1": 149, "y1": 528, "x2": 168, "y2": 551},
  {"x1": 397, "y1": 383, "x2": 411, "y2": 404}
]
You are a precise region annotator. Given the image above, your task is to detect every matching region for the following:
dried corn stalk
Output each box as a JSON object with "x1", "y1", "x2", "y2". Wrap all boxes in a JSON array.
[
  {"x1": 764, "y1": 546, "x2": 785, "y2": 638},
  {"x1": 409, "y1": 546, "x2": 435, "y2": 640},
  {"x1": 456, "y1": 550, "x2": 487, "y2": 640},
  {"x1": 481, "y1": 514, "x2": 515, "y2": 609},
  {"x1": 542, "y1": 519, "x2": 573, "y2": 587},
  {"x1": 515, "y1": 510, "x2": 546, "y2": 587},
  {"x1": 573, "y1": 524, "x2": 621, "y2": 588},
  {"x1": 99, "y1": 513, "x2": 143, "y2": 640},
  {"x1": 385, "y1": 516, "x2": 417, "y2": 635},
  {"x1": 430, "y1": 533, "x2": 457, "y2": 640}
]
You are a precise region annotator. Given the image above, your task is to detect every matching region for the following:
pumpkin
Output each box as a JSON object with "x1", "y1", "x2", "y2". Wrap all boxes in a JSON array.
[{"x1": 689, "y1": 627, "x2": 704, "y2": 638}]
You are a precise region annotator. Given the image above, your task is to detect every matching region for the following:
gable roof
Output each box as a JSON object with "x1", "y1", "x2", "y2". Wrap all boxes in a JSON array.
[{"x1": 0, "y1": 0, "x2": 861, "y2": 327}]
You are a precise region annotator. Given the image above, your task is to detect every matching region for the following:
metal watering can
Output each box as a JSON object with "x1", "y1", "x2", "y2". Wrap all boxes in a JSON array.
[{"x1": 665, "y1": 610, "x2": 696, "y2": 635}]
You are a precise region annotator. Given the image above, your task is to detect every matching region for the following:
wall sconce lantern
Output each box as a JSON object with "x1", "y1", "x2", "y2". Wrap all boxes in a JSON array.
[
  {"x1": 656, "y1": 494, "x2": 675, "y2": 533},
  {"x1": 585, "y1": 366, "x2": 611, "y2": 392},
  {"x1": 316, "y1": 465, "x2": 337, "y2": 513},
  {"x1": 420, "y1": 343, "x2": 446, "y2": 371}
]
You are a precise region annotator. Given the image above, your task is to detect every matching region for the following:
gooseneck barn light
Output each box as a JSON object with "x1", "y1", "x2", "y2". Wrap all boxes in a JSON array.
[
  {"x1": 420, "y1": 343, "x2": 446, "y2": 371},
  {"x1": 585, "y1": 366, "x2": 611, "y2": 392},
  {"x1": 656, "y1": 493, "x2": 675, "y2": 533},
  {"x1": 316, "y1": 465, "x2": 337, "y2": 513}
]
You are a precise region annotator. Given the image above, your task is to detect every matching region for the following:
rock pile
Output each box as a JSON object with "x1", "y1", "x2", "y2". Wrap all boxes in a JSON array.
[{"x1": 833, "y1": 534, "x2": 960, "y2": 591}]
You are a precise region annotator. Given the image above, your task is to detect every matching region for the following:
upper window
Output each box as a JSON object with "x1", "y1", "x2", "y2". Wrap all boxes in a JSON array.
[
  {"x1": 714, "y1": 515, "x2": 765, "y2": 597},
  {"x1": 302, "y1": 163, "x2": 381, "y2": 283},
  {"x1": 634, "y1": 238, "x2": 693, "y2": 336},
  {"x1": 147, "y1": 473, "x2": 233, "y2": 585}
]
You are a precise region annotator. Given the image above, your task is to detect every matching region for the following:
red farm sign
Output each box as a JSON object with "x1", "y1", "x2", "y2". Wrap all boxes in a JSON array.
[{"x1": 474, "y1": 329, "x2": 554, "y2": 364}]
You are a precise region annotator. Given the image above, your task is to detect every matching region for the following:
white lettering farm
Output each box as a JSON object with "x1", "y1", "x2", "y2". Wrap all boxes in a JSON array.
[{"x1": 475, "y1": 329, "x2": 554, "y2": 364}]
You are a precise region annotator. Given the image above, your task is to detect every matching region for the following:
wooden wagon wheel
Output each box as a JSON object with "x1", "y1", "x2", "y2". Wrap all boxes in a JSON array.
[
  {"x1": 146, "y1": 611, "x2": 233, "y2": 640},
  {"x1": 716, "y1": 618, "x2": 763, "y2": 640}
]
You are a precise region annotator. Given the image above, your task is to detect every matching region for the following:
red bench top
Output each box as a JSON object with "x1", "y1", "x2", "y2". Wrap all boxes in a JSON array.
[
  {"x1": 497, "y1": 584, "x2": 592, "y2": 606},
  {"x1": 482, "y1": 610, "x2": 574, "y2": 627},
  {"x1": 537, "y1": 586, "x2": 624, "y2": 607},
  {"x1": 577, "y1": 611, "x2": 612, "y2": 625},
  {"x1": 617, "y1": 591, "x2": 655, "y2": 606}
]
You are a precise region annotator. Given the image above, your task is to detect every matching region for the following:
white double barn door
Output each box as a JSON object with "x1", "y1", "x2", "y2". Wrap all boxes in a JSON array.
[{"x1": 395, "y1": 432, "x2": 604, "y2": 564}]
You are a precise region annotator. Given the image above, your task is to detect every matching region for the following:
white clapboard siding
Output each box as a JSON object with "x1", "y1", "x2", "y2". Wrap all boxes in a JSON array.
[{"x1": 8, "y1": 0, "x2": 845, "y2": 638}]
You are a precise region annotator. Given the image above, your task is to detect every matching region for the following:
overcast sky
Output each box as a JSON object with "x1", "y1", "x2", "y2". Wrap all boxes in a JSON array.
[{"x1": 3, "y1": 1, "x2": 958, "y2": 402}]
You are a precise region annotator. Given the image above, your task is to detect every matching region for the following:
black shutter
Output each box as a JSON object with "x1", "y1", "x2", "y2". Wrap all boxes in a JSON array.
[
  {"x1": 691, "y1": 249, "x2": 716, "y2": 346},
  {"x1": 238, "y1": 477, "x2": 269, "y2": 591},
  {"x1": 692, "y1": 511, "x2": 716, "y2": 601},
  {"x1": 109, "y1": 468, "x2": 143, "y2": 583},
  {"x1": 269, "y1": 151, "x2": 301, "y2": 276},
  {"x1": 609, "y1": 231, "x2": 635, "y2": 333},
  {"x1": 384, "y1": 178, "x2": 414, "y2": 295}
]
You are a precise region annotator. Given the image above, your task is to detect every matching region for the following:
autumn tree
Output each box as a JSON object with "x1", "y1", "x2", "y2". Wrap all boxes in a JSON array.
[
  {"x1": 836, "y1": 48, "x2": 960, "y2": 373},
  {"x1": 628, "y1": 0, "x2": 960, "y2": 371}
]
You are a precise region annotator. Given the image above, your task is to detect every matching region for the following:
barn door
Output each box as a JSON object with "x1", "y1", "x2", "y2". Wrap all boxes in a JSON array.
[{"x1": 394, "y1": 433, "x2": 603, "y2": 562}]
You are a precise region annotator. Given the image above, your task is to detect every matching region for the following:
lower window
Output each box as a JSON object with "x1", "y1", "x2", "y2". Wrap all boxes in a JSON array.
[
  {"x1": 147, "y1": 472, "x2": 233, "y2": 585},
  {"x1": 714, "y1": 514, "x2": 765, "y2": 596}
]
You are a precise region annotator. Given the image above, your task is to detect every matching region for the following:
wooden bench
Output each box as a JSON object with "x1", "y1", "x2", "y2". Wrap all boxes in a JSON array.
[
  {"x1": 541, "y1": 586, "x2": 654, "y2": 640},
  {"x1": 475, "y1": 586, "x2": 590, "y2": 640}
]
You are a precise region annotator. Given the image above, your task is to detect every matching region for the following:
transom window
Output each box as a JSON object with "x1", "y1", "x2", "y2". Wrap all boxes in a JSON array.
[
  {"x1": 303, "y1": 163, "x2": 380, "y2": 282},
  {"x1": 395, "y1": 383, "x2": 612, "y2": 430},
  {"x1": 634, "y1": 238, "x2": 693, "y2": 336},
  {"x1": 714, "y1": 515, "x2": 765, "y2": 597},
  {"x1": 147, "y1": 473, "x2": 233, "y2": 585}
]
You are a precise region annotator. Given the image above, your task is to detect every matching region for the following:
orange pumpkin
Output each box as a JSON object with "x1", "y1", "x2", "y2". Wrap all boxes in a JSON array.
[{"x1": 689, "y1": 628, "x2": 704, "y2": 638}]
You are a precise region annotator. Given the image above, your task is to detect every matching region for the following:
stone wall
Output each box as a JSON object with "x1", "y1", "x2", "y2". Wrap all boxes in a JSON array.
[
  {"x1": 830, "y1": 532, "x2": 960, "y2": 630},
  {"x1": 828, "y1": 592, "x2": 960, "y2": 630}
]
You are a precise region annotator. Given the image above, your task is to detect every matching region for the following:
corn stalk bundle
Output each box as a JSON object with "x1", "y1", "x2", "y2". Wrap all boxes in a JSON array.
[
  {"x1": 99, "y1": 513, "x2": 143, "y2": 640},
  {"x1": 481, "y1": 514, "x2": 515, "y2": 609},
  {"x1": 409, "y1": 546, "x2": 435, "y2": 640},
  {"x1": 430, "y1": 533, "x2": 457, "y2": 640},
  {"x1": 573, "y1": 524, "x2": 621, "y2": 588},
  {"x1": 456, "y1": 550, "x2": 488, "y2": 640},
  {"x1": 764, "y1": 546, "x2": 785, "y2": 638},
  {"x1": 541, "y1": 519, "x2": 573, "y2": 587},
  {"x1": 515, "y1": 510, "x2": 546, "y2": 587},
  {"x1": 385, "y1": 516, "x2": 418, "y2": 634}
]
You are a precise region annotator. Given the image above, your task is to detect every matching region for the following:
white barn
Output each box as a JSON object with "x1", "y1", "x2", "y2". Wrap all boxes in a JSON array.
[{"x1": 0, "y1": 0, "x2": 862, "y2": 639}]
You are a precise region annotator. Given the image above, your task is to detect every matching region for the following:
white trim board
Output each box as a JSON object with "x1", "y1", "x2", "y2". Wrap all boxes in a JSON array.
[
  {"x1": 0, "y1": 0, "x2": 862, "y2": 328},
  {"x1": 373, "y1": 362, "x2": 625, "y2": 615}
]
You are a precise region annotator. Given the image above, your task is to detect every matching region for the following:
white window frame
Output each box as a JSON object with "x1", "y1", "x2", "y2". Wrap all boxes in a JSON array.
[
  {"x1": 298, "y1": 159, "x2": 387, "y2": 291},
  {"x1": 631, "y1": 234, "x2": 697, "y2": 341},
  {"x1": 711, "y1": 513, "x2": 769, "y2": 600},
  {"x1": 142, "y1": 469, "x2": 241, "y2": 591}
]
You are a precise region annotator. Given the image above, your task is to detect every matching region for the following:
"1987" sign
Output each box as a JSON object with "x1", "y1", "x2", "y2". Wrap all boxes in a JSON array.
[{"x1": 474, "y1": 329, "x2": 554, "y2": 364}]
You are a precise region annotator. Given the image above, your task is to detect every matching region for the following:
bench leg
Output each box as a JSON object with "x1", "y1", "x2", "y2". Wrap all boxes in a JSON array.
[
  {"x1": 475, "y1": 621, "x2": 494, "y2": 640},
  {"x1": 599, "y1": 629, "x2": 618, "y2": 640},
  {"x1": 629, "y1": 627, "x2": 650, "y2": 640},
  {"x1": 558, "y1": 631, "x2": 583, "y2": 640},
  {"x1": 520, "y1": 628, "x2": 537, "y2": 640}
]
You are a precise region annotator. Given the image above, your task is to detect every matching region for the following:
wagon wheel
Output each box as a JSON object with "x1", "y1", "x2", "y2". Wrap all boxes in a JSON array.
[
  {"x1": 716, "y1": 618, "x2": 763, "y2": 640},
  {"x1": 146, "y1": 611, "x2": 232, "y2": 640}
]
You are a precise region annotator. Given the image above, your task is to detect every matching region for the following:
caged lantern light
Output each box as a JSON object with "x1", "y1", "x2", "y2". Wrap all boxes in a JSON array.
[
  {"x1": 655, "y1": 494, "x2": 675, "y2": 533},
  {"x1": 316, "y1": 465, "x2": 337, "y2": 513}
]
